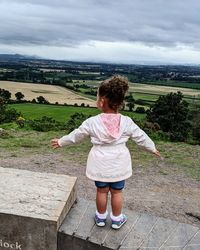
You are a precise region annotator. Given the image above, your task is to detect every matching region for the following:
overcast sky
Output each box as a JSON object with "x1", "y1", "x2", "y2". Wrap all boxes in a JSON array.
[{"x1": 0, "y1": 0, "x2": 200, "y2": 64}]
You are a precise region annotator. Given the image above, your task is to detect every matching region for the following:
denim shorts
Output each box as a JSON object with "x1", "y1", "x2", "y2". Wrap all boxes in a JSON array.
[{"x1": 95, "y1": 180, "x2": 125, "y2": 190}]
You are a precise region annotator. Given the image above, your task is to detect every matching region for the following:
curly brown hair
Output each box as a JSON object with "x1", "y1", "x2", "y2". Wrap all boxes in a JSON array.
[{"x1": 98, "y1": 75, "x2": 129, "y2": 111}]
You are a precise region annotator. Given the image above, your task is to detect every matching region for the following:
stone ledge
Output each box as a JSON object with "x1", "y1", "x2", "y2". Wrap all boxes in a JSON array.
[{"x1": 0, "y1": 167, "x2": 77, "y2": 250}]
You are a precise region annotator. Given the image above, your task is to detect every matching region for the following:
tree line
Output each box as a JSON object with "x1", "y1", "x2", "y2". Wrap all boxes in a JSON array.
[{"x1": 0, "y1": 88, "x2": 200, "y2": 144}]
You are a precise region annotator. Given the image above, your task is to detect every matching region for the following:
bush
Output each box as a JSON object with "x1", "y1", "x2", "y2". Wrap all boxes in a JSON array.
[
  {"x1": 66, "y1": 113, "x2": 90, "y2": 132},
  {"x1": 0, "y1": 128, "x2": 10, "y2": 138},
  {"x1": 0, "y1": 98, "x2": 20, "y2": 124},
  {"x1": 16, "y1": 116, "x2": 26, "y2": 128},
  {"x1": 27, "y1": 116, "x2": 66, "y2": 132},
  {"x1": 135, "y1": 107, "x2": 146, "y2": 113},
  {"x1": 144, "y1": 129, "x2": 170, "y2": 141}
]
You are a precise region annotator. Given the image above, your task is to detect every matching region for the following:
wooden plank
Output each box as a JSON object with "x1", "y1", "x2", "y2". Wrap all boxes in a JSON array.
[
  {"x1": 58, "y1": 198, "x2": 89, "y2": 235},
  {"x1": 138, "y1": 217, "x2": 179, "y2": 249},
  {"x1": 183, "y1": 230, "x2": 200, "y2": 250},
  {"x1": 88, "y1": 217, "x2": 112, "y2": 246},
  {"x1": 160, "y1": 223, "x2": 199, "y2": 249},
  {"x1": 75, "y1": 200, "x2": 96, "y2": 239},
  {"x1": 120, "y1": 213, "x2": 158, "y2": 249},
  {"x1": 103, "y1": 210, "x2": 140, "y2": 249}
]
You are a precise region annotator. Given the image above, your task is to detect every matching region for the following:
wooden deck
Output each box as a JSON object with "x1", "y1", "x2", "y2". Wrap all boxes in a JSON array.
[{"x1": 58, "y1": 198, "x2": 200, "y2": 250}]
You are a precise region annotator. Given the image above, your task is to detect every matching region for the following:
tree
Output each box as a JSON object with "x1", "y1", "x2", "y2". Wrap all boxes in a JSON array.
[
  {"x1": 0, "y1": 88, "x2": 11, "y2": 101},
  {"x1": 147, "y1": 92, "x2": 190, "y2": 141},
  {"x1": 192, "y1": 113, "x2": 200, "y2": 144},
  {"x1": 36, "y1": 96, "x2": 49, "y2": 104},
  {"x1": 125, "y1": 93, "x2": 135, "y2": 111},
  {"x1": 15, "y1": 92, "x2": 25, "y2": 101},
  {"x1": 190, "y1": 101, "x2": 200, "y2": 144}
]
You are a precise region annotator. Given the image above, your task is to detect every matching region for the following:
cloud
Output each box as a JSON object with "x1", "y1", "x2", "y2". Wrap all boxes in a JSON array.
[{"x1": 0, "y1": 0, "x2": 200, "y2": 63}]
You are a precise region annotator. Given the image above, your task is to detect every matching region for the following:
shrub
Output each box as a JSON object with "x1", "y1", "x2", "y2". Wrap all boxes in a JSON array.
[
  {"x1": 135, "y1": 107, "x2": 146, "y2": 113},
  {"x1": 0, "y1": 98, "x2": 20, "y2": 124},
  {"x1": 27, "y1": 116, "x2": 66, "y2": 132},
  {"x1": 0, "y1": 128, "x2": 10, "y2": 138},
  {"x1": 16, "y1": 116, "x2": 26, "y2": 128},
  {"x1": 66, "y1": 113, "x2": 90, "y2": 132},
  {"x1": 32, "y1": 99, "x2": 36, "y2": 103}
]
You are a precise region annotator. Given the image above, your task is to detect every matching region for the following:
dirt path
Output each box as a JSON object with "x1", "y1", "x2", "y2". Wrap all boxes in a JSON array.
[{"x1": 1, "y1": 151, "x2": 200, "y2": 228}]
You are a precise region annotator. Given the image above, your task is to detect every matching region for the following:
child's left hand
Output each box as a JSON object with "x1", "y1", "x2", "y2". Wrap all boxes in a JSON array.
[{"x1": 51, "y1": 138, "x2": 60, "y2": 149}]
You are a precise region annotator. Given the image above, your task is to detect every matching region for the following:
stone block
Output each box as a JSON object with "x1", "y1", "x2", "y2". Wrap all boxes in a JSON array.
[{"x1": 0, "y1": 167, "x2": 77, "y2": 250}]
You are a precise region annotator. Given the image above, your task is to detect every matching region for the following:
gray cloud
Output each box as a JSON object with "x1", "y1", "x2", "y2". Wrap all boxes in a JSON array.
[{"x1": 0, "y1": 0, "x2": 200, "y2": 47}]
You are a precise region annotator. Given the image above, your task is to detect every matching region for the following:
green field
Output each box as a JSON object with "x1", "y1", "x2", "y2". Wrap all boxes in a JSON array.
[
  {"x1": 8, "y1": 103, "x2": 146, "y2": 122},
  {"x1": 1, "y1": 103, "x2": 199, "y2": 180},
  {"x1": 70, "y1": 80, "x2": 200, "y2": 105}
]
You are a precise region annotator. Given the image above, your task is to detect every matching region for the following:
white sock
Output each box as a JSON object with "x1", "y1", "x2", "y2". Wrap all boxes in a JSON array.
[
  {"x1": 96, "y1": 210, "x2": 108, "y2": 219},
  {"x1": 110, "y1": 212, "x2": 123, "y2": 221}
]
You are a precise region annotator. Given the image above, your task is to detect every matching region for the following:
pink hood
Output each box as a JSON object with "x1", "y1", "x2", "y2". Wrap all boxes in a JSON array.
[{"x1": 100, "y1": 113, "x2": 121, "y2": 138}]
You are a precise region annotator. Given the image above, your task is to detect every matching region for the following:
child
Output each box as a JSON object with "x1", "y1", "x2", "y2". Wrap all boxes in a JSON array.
[{"x1": 51, "y1": 75, "x2": 160, "y2": 230}]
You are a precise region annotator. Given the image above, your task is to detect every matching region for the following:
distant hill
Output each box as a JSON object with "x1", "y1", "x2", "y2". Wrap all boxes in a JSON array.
[{"x1": 0, "y1": 54, "x2": 40, "y2": 61}]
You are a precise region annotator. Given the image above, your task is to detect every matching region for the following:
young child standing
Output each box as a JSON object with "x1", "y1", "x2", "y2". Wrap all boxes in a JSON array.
[{"x1": 51, "y1": 76, "x2": 160, "y2": 230}]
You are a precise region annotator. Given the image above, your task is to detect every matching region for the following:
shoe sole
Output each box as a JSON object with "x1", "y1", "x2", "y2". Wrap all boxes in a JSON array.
[{"x1": 96, "y1": 222, "x2": 106, "y2": 227}]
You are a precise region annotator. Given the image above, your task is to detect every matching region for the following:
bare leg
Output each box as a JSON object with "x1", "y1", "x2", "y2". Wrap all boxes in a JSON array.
[
  {"x1": 96, "y1": 187, "x2": 109, "y2": 213},
  {"x1": 110, "y1": 188, "x2": 123, "y2": 216}
]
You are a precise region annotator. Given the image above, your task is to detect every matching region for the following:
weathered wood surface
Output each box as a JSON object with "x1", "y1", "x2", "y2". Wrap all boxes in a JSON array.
[{"x1": 58, "y1": 198, "x2": 200, "y2": 250}]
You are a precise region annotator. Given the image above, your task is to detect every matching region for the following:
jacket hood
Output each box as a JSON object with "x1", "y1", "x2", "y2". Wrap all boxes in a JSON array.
[{"x1": 91, "y1": 114, "x2": 128, "y2": 144}]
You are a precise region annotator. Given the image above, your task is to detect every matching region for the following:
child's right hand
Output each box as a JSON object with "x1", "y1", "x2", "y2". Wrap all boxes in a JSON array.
[
  {"x1": 51, "y1": 138, "x2": 61, "y2": 149},
  {"x1": 153, "y1": 150, "x2": 161, "y2": 158}
]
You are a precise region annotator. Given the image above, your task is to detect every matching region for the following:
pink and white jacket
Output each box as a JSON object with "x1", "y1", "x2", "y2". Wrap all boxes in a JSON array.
[{"x1": 58, "y1": 113, "x2": 156, "y2": 182}]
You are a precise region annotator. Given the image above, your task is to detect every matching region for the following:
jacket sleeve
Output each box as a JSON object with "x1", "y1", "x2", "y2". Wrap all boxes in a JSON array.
[
  {"x1": 128, "y1": 118, "x2": 156, "y2": 153},
  {"x1": 58, "y1": 119, "x2": 90, "y2": 147}
]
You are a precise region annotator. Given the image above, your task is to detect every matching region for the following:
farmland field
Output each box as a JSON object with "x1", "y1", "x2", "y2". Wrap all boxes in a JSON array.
[
  {"x1": 1, "y1": 80, "x2": 200, "y2": 108},
  {"x1": 7, "y1": 103, "x2": 146, "y2": 122},
  {"x1": 75, "y1": 80, "x2": 200, "y2": 97},
  {"x1": 0, "y1": 81, "x2": 96, "y2": 106},
  {"x1": 129, "y1": 83, "x2": 200, "y2": 97}
]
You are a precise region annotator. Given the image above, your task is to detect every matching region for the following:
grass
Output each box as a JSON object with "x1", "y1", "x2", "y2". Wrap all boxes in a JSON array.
[
  {"x1": 8, "y1": 103, "x2": 146, "y2": 122},
  {"x1": 8, "y1": 103, "x2": 99, "y2": 122},
  {"x1": 2, "y1": 103, "x2": 199, "y2": 180},
  {"x1": 0, "y1": 130, "x2": 199, "y2": 180}
]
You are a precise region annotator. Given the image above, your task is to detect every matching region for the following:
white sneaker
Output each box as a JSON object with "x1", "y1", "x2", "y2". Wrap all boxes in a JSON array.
[{"x1": 111, "y1": 214, "x2": 127, "y2": 229}]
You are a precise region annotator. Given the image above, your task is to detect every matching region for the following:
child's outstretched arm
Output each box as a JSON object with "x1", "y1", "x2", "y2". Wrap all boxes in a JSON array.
[
  {"x1": 51, "y1": 119, "x2": 90, "y2": 148},
  {"x1": 128, "y1": 118, "x2": 161, "y2": 157}
]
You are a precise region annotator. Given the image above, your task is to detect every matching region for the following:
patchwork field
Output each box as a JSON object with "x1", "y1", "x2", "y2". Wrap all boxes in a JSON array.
[
  {"x1": 0, "y1": 81, "x2": 96, "y2": 106},
  {"x1": 74, "y1": 79, "x2": 200, "y2": 96},
  {"x1": 129, "y1": 83, "x2": 200, "y2": 97},
  {"x1": 1, "y1": 80, "x2": 200, "y2": 108}
]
